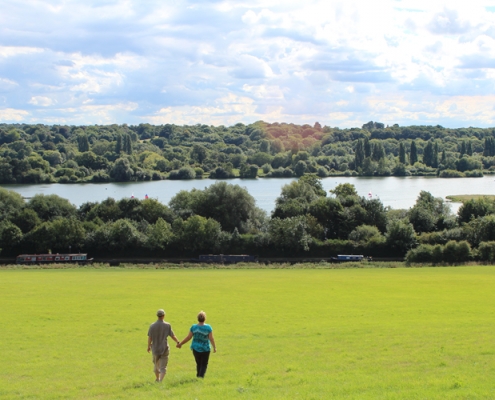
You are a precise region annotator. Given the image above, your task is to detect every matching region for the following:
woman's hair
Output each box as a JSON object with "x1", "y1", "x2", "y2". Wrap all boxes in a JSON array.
[{"x1": 197, "y1": 311, "x2": 206, "y2": 322}]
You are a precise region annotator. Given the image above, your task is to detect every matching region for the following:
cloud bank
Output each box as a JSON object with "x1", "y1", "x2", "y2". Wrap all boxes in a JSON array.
[{"x1": 1, "y1": 0, "x2": 495, "y2": 127}]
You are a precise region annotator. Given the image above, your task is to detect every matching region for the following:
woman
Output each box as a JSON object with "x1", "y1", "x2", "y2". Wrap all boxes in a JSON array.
[{"x1": 177, "y1": 310, "x2": 216, "y2": 378}]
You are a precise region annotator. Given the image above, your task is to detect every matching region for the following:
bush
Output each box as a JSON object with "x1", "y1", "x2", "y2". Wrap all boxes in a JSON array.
[
  {"x1": 464, "y1": 170, "x2": 483, "y2": 177},
  {"x1": 91, "y1": 171, "x2": 111, "y2": 182},
  {"x1": 439, "y1": 169, "x2": 464, "y2": 178},
  {"x1": 261, "y1": 163, "x2": 272, "y2": 174},
  {"x1": 405, "y1": 244, "x2": 435, "y2": 263},
  {"x1": 209, "y1": 167, "x2": 235, "y2": 179},
  {"x1": 443, "y1": 240, "x2": 472, "y2": 264},
  {"x1": 475, "y1": 241, "x2": 495, "y2": 262},
  {"x1": 194, "y1": 168, "x2": 204, "y2": 179},
  {"x1": 169, "y1": 167, "x2": 196, "y2": 180}
]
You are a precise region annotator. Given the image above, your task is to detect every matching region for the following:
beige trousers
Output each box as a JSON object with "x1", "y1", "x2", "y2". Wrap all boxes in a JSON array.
[{"x1": 152, "y1": 348, "x2": 170, "y2": 375}]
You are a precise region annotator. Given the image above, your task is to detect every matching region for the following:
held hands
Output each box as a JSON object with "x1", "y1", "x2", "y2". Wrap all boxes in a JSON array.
[{"x1": 176, "y1": 342, "x2": 182, "y2": 349}]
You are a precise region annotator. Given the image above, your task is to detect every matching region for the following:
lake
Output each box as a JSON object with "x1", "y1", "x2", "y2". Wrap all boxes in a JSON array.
[{"x1": 2, "y1": 176, "x2": 495, "y2": 215}]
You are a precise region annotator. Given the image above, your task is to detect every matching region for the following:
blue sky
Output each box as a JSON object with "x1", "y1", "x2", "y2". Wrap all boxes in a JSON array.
[{"x1": 1, "y1": 0, "x2": 495, "y2": 128}]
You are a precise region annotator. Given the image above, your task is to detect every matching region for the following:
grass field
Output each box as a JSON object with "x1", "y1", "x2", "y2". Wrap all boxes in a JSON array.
[
  {"x1": 1, "y1": 266, "x2": 494, "y2": 399},
  {"x1": 446, "y1": 194, "x2": 495, "y2": 203}
]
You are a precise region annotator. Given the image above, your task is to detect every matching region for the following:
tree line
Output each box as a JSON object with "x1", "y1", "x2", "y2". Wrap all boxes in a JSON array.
[
  {"x1": 2, "y1": 178, "x2": 495, "y2": 264},
  {"x1": 1, "y1": 120, "x2": 495, "y2": 184}
]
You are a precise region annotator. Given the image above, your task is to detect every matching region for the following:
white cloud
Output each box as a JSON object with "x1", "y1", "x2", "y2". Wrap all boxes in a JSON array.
[
  {"x1": 0, "y1": 78, "x2": 18, "y2": 92},
  {"x1": 29, "y1": 96, "x2": 55, "y2": 106},
  {"x1": 243, "y1": 84, "x2": 285, "y2": 99},
  {"x1": 0, "y1": 108, "x2": 29, "y2": 121},
  {"x1": 0, "y1": 46, "x2": 43, "y2": 58},
  {"x1": 1, "y1": 0, "x2": 495, "y2": 127}
]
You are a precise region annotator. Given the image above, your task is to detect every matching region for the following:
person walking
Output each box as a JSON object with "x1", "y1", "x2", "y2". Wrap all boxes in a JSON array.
[
  {"x1": 177, "y1": 311, "x2": 216, "y2": 378},
  {"x1": 147, "y1": 309, "x2": 180, "y2": 382}
]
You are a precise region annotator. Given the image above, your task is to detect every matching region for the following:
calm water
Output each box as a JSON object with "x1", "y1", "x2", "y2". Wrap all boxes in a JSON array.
[{"x1": 2, "y1": 176, "x2": 495, "y2": 214}]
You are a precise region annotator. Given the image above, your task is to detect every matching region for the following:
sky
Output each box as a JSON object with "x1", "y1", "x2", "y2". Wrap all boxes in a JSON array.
[{"x1": 1, "y1": 0, "x2": 495, "y2": 128}]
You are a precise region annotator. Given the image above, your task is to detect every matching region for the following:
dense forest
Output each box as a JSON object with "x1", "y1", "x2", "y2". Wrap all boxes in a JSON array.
[
  {"x1": 2, "y1": 178, "x2": 495, "y2": 264},
  {"x1": 1, "y1": 120, "x2": 495, "y2": 184}
]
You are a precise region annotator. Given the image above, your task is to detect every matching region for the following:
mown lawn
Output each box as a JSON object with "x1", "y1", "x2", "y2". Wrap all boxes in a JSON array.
[{"x1": 0, "y1": 266, "x2": 494, "y2": 399}]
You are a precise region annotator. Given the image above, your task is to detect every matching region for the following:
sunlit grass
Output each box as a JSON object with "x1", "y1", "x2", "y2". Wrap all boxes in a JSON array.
[
  {"x1": 446, "y1": 194, "x2": 495, "y2": 203},
  {"x1": 1, "y1": 267, "x2": 494, "y2": 399}
]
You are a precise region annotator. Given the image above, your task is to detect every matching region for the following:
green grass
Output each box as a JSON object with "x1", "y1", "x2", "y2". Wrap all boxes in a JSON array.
[
  {"x1": 446, "y1": 194, "x2": 495, "y2": 203},
  {"x1": 1, "y1": 266, "x2": 495, "y2": 399}
]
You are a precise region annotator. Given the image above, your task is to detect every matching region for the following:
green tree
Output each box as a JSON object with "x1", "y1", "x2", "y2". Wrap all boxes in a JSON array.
[
  {"x1": 115, "y1": 134, "x2": 123, "y2": 154},
  {"x1": 78, "y1": 133, "x2": 90, "y2": 152},
  {"x1": 0, "y1": 160, "x2": 15, "y2": 183},
  {"x1": 75, "y1": 151, "x2": 108, "y2": 170},
  {"x1": 146, "y1": 218, "x2": 174, "y2": 250},
  {"x1": 239, "y1": 164, "x2": 258, "y2": 179},
  {"x1": 273, "y1": 176, "x2": 326, "y2": 218},
  {"x1": 170, "y1": 182, "x2": 263, "y2": 233},
  {"x1": 443, "y1": 240, "x2": 471, "y2": 264},
  {"x1": 84, "y1": 198, "x2": 122, "y2": 222},
  {"x1": 408, "y1": 191, "x2": 452, "y2": 233},
  {"x1": 123, "y1": 133, "x2": 133, "y2": 155},
  {"x1": 385, "y1": 219, "x2": 416, "y2": 254},
  {"x1": 27, "y1": 194, "x2": 77, "y2": 221},
  {"x1": 0, "y1": 220, "x2": 23, "y2": 251},
  {"x1": 456, "y1": 156, "x2": 482, "y2": 172},
  {"x1": 268, "y1": 215, "x2": 313, "y2": 252},
  {"x1": 371, "y1": 141, "x2": 385, "y2": 161},
  {"x1": 410, "y1": 141, "x2": 418, "y2": 165},
  {"x1": 364, "y1": 137, "x2": 371, "y2": 158},
  {"x1": 25, "y1": 217, "x2": 85, "y2": 252},
  {"x1": 141, "y1": 198, "x2": 175, "y2": 224},
  {"x1": 0, "y1": 187, "x2": 25, "y2": 221},
  {"x1": 423, "y1": 141, "x2": 434, "y2": 167},
  {"x1": 169, "y1": 167, "x2": 196, "y2": 180},
  {"x1": 43, "y1": 151, "x2": 63, "y2": 167},
  {"x1": 463, "y1": 214, "x2": 495, "y2": 246},
  {"x1": 354, "y1": 139, "x2": 365, "y2": 170},
  {"x1": 308, "y1": 197, "x2": 344, "y2": 239},
  {"x1": 11, "y1": 208, "x2": 41, "y2": 233},
  {"x1": 173, "y1": 215, "x2": 222, "y2": 253},
  {"x1": 432, "y1": 142, "x2": 439, "y2": 168},
  {"x1": 348, "y1": 224, "x2": 384, "y2": 244},
  {"x1": 108, "y1": 219, "x2": 145, "y2": 250},
  {"x1": 329, "y1": 183, "x2": 358, "y2": 198},
  {"x1": 110, "y1": 158, "x2": 134, "y2": 181},
  {"x1": 191, "y1": 144, "x2": 208, "y2": 163},
  {"x1": 250, "y1": 152, "x2": 273, "y2": 167},
  {"x1": 476, "y1": 241, "x2": 495, "y2": 262},
  {"x1": 399, "y1": 142, "x2": 406, "y2": 164},
  {"x1": 458, "y1": 198, "x2": 494, "y2": 224},
  {"x1": 483, "y1": 137, "x2": 495, "y2": 157}
]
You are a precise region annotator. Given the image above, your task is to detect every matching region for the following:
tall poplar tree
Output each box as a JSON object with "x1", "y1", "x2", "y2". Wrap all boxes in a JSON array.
[
  {"x1": 410, "y1": 141, "x2": 418, "y2": 165},
  {"x1": 423, "y1": 141, "x2": 433, "y2": 166},
  {"x1": 354, "y1": 140, "x2": 365, "y2": 169},
  {"x1": 77, "y1": 133, "x2": 89, "y2": 153},
  {"x1": 433, "y1": 142, "x2": 439, "y2": 168},
  {"x1": 399, "y1": 142, "x2": 406, "y2": 164},
  {"x1": 466, "y1": 141, "x2": 473, "y2": 156},
  {"x1": 371, "y1": 142, "x2": 385, "y2": 161},
  {"x1": 364, "y1": 137, "x2": 371, "y2": 158},
  {"x1": 115, "y1": 134, "x2": 122, "y2": 154}
]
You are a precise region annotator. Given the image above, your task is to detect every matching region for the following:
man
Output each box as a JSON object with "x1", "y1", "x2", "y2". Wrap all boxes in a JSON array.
[{"x1": 147, "y1": 309, "x2": 180, "y2": 382}]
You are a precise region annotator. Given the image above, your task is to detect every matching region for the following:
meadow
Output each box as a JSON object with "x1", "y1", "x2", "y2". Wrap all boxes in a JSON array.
[{"x1": 0, "y1": 265, "x2": 494, "y2": 399}]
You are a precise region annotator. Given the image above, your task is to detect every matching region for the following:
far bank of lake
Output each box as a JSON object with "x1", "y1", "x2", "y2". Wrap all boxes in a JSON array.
[{"x1": 2, "y1": 176, "x2": 495, "y2": 214}]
